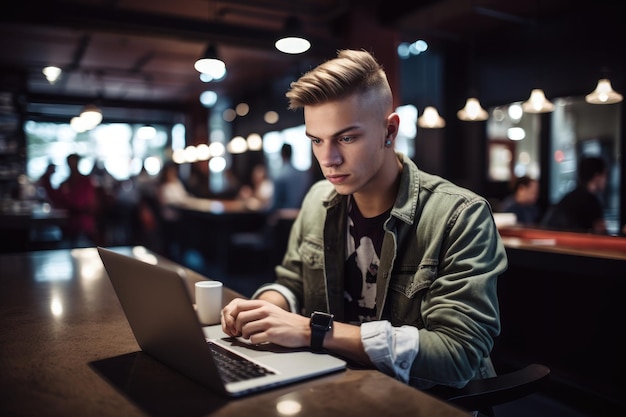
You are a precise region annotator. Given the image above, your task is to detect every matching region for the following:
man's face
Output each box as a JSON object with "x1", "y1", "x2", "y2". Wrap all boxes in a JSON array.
[{"x1": 303, "y1": 94, "x2": 390, "y2": 196}]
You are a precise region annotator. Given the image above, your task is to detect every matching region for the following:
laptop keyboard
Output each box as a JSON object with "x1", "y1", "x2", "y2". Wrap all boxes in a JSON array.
[{"x1": 207, "y1": 341, "x2": 276, "y2": 383}]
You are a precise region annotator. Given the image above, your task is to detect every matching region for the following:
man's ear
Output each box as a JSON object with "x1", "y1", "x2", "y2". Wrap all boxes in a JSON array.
[{"x1": 386, "y1": 113, "x2": 400, "y2": 140}]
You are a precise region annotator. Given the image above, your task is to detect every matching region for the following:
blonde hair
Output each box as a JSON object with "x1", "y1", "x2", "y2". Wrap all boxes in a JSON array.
[{"x1": 286, "y1": 49, "x2": 392, "y2": 111}]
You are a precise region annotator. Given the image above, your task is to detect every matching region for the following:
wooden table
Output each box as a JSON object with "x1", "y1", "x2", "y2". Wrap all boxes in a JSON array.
[{"x1": 0, "y1": 246, "x2": 470, "y2": 417}]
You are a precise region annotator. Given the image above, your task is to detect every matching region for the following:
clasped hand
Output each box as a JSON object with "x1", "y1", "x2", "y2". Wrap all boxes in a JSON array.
[{"x1": 221, "y1": 298, "x2": 310, "y2": 347}]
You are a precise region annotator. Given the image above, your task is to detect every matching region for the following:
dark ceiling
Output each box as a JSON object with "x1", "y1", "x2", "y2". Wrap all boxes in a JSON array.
[{"x1": 0, "y1": 0, "x2": 618, "y2": 125}]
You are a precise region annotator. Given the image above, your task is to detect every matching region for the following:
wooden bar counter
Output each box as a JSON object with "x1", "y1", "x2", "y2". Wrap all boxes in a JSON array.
[
  {"x1": 495, "y1": 226, "x2": 626, "y2": 414},
  {"x1": 0, "y1": 246, "x2": 470, "y2": 417}
]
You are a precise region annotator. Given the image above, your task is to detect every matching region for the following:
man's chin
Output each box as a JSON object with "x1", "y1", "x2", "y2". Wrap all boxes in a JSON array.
[{"x1": 329, "y1": 183, "x2": 355, "y2": 195}]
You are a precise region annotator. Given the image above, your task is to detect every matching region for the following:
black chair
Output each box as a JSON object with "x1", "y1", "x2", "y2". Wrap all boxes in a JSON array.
[
  {"x1": 430, "y1": 363, "x2": 551, "y2": 417},
  {"x1": 226, "y1": 209, "x2": 298, "y2": 274}
]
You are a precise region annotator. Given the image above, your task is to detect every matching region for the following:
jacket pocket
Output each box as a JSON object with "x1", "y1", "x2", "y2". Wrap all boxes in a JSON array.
[
  {"x1": 387, "y1": 260, "x2": 438, "y2": 326},
  {"x1": 299, "y1": 236, "x2": 328, "y2": 313},
  {"x1": 390, "y1": 260, "x2": 438, "y2": 297},
  {"x1": 299, "y1": 236, "x2": 325, "y2": 269}
]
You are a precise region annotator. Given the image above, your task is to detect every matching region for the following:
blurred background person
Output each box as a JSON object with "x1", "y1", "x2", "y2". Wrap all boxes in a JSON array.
[
  {"x1": 218, "y1": 167, "x2": 243, "y2": 200},
  {"x1": 51, "y1": 153, "x2": 99, "y2": 247},
  {"x1": 498, "y1": 175, "x2": 540, "y2": 226},
  {"x1": 36, "y1": 161, "x2": 61, "y2": 207},
  {"x1": 157, "y1": 161, "x2": 192, "y2": 260},
  {"x1": 238, "y1": 163, "x2": 274, "y2": 211},
  {"x1": 186, "y1": 163, "x2": 211, "y2": 198},
  {"x1": 132, "y1": 166, "x2": 160, "y2": 248},
  {"x1": 542, "y1": 156, "x2": 608, "y2": 234},
  {"x1": 271, "y1": 143, "x2": 310, "y2": 210}
]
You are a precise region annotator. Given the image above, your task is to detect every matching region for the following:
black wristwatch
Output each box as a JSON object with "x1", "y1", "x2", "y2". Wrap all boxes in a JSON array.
[{"x1": 310, "y1": 311, "x2": 334, "y2": 352}]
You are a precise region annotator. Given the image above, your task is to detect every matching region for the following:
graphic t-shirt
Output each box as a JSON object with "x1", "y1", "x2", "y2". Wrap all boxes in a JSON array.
[{"x1": 344, "y1": 199, "x2": 390, "y2": 324}]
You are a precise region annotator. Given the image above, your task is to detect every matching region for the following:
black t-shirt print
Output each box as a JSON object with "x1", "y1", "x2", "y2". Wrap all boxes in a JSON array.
[{"x1": 344, "y1": 200, "x2": 390, "y2": 324}]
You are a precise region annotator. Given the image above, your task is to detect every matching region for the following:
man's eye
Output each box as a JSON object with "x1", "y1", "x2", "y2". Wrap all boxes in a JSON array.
[
  {"x1": 310, "y1": 138, "x2": 322, "y2": 145},
  {"x1": 340, "y1": 136, "x2": 355, "y2": 143}
]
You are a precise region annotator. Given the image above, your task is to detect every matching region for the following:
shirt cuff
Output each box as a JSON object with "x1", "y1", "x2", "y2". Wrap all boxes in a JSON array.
[
  {"x1": 251, "y1": 283, "x2": 300, "y2": 314},
  {"x1": 360, "y1": 321, "x2": 419, "y2": 383}
]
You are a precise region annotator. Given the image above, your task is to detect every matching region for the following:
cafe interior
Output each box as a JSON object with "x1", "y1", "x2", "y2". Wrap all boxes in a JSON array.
[{"x1": 1, "y1": 1, "x2": 625, "y2": 416}]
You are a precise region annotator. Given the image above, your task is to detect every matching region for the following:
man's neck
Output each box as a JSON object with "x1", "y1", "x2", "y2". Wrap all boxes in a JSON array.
[{"x1": 352, "y1": 155, "x2": 402, "y2": 218}]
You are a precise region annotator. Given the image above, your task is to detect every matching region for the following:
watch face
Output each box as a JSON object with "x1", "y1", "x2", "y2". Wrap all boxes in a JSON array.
[{"x1": 311, "y1": 312, "x2": 333, "y2": 328}]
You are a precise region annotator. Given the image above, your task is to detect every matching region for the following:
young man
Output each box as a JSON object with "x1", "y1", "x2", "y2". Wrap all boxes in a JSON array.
[
  {"x1": 221, "y1": 49, "x2": 508, "y2": 390},
  {"x1": 498, "y1": 175, "x2": 540, "y2": 226},
  {"x1": 542, "y1": 155, "x2": 608, "y2": 234}
]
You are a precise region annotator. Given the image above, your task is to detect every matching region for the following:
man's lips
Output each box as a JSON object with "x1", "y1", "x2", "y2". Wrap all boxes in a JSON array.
[{"x1": 326, "y1": 174, "x2": 348, "y2": 184}]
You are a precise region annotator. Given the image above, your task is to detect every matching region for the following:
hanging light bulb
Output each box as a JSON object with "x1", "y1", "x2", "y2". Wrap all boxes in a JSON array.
[
  {"x1": 79, "y1": 104, "x2": 103, "y2": 129},
  {"x1": 42, "y1": 66, "x2": 62, "y2": 84},
  {"x1": 457, "y1": 97, "x2": 488, "y2": 121},
  {"x1": 275, "y1": 16, "x2": 311, "y2": 54},
  {"x1": 522, "y1": 89, "x2": 554, "y2": 113},
  {"x1": 70, "y1": 116, "x2": 88, "y2": 133},
  {"x1": 417, "y1": 106, "x2": 446, "y2": 129},
  {"x1": 227, "y1": 136, "x2": 248, "y2": 154},
  {"x1": 585, "y1": 79, "x2": 623, "y2": 104},
  {"x1": 194, "y1": 44, "x2": 226, "y2": 79}
]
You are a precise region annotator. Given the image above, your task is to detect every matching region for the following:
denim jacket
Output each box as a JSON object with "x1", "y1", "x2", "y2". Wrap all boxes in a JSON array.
[{"x1": 256, "y1": 153, "x2": 508, "y2": 389}]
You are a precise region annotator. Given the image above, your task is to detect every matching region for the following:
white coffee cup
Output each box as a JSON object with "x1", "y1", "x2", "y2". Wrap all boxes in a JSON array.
[{"x1": 195, "y1": 280, "x2": 223, "y2": 325}]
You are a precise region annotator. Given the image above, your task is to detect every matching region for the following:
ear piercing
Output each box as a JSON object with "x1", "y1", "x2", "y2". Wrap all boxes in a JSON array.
[{"x1": 385, "y1": 140, "x2": 392, "y2": 146}]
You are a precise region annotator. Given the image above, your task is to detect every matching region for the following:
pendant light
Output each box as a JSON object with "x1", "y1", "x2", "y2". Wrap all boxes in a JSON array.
[
  {"x1": 43, "y1": 66, "x2": 62, "y2": 84},
  {"x1": 585, "y1": 78, "x2": 623, "y2": 104},
  {"x1": 275, "y1": 16, "x2": 310, "y2": 54},
  {"x1": 457, "y1": 12, "x2": 488, "y2": 122},
  {"x1": 522, "y1": 88, "x2": 554, "y2": 113},
  {"x1": 194, "y1": 1, "x2": 226, "y2": 78},
  {"x1": 458, "y1": 97, "x2": 488, "y2": 121},
  {"x1": 417, "y1": 50, "x2": 445, "y2": 129},
  {"x1": 418, "y1": 106, "x2": 446, "y2": 129},
  {"x1": 521, "y1": 0, "x2": 553, "y2": 114},
  {"x1": 194, "y1": 44, "x2": 226, "y2": 79},
  {"x1": 79, "y1": 103, "x2": 103, "y2": 129}
]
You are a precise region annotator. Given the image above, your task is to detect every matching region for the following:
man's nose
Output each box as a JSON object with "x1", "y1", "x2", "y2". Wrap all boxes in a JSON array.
[{"x1": 317, "y1": 144, "x2": 342, "y2": 167}]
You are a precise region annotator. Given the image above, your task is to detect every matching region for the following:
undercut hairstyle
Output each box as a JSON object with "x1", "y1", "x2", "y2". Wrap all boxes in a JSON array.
[{"x1": 286, "y1": 49, "x2": 392, "y2": 112}]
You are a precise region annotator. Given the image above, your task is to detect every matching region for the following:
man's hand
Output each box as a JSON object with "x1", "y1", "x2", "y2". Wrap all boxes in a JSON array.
[{"x1": 221, "y1": 298, "x2": 310, "y2": 347}]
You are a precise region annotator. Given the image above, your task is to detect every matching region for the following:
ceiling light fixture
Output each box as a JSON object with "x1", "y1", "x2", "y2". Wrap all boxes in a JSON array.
[
  {"x1": 585, "y1": 78, "x2": 623, "y2": 104},
  {"x1": 79, "y1": 104, "x2": 103, "y2": 129},
  {"x1": 43, "y1": 66, "x2": 62, "y2": 84},
  {"x1": 264, "y1": 111, "x2": 279, "y2": 124},
  {"x1": 417, "y1": 106, "x2": 446, "y2": 129},
  {"x1": 194, "y1": 44, "x2": 226, "y2": 79},
  {"x1": 522, "y1": 88, "x2": 554, "y2": 113},
  {"x1": 227, "y1": 136, "x2": 248, "y2": 154},
  {"x1": 275, "y1": 16, "x2": 311, "y2": 54},
  {"x1": 200, "y1": 90, "x2": 218, "y2": 108},
  {"x1": 246, "y1": 133, "x2": 263, "y2": 151},
  {"x1": 70, "y1": 116, "x2": 88, "y2": 133},
  {"x1": 457, "y1": 97, "x2": 488, "y2": 121},
  {"x1": 457, "y1": 21, "x2": 487, "y2": 122},
  {"x1": 520, "y1": 1, "x2": 553, "y2": 114}
]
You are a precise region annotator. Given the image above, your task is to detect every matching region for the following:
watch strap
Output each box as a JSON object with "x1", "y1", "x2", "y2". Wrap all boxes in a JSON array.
[
  {"x1": 310, "y1": 325, "x2": 326, "y2": 351},
  {"x1": 310, "y1": 311, "x2": 333, "y2": 352}
]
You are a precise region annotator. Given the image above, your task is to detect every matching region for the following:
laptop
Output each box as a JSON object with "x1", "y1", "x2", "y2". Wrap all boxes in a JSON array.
[{"x1": 97, "y1": 246, "x2": 346, "y2": 397}]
